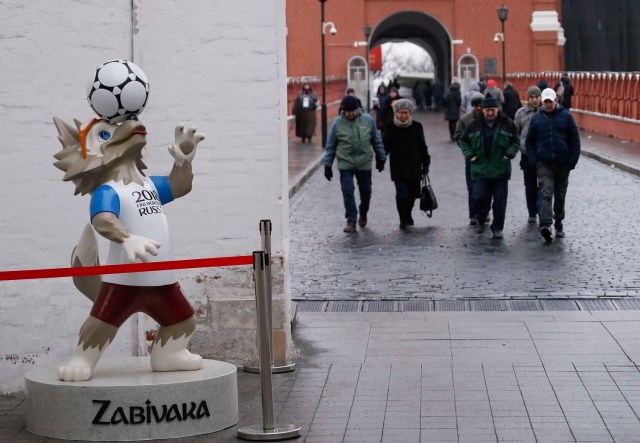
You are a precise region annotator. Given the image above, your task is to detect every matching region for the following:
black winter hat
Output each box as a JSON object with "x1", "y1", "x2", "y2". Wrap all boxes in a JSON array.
[
  {"x1": 481, "y1": 96, "x2": 499, "y2": 109},
  {"x1": 341, "y1": 95, "x2": 359, "y2": 112}
]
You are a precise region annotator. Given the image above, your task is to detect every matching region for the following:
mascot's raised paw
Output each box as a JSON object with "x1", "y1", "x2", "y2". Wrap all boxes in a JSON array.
[
  {"x1": 122, "y1": 234, "x2": 161, "y2": 263},
  {"x1": 168, "y1": 124, "x2": 205, "y2": 166}
]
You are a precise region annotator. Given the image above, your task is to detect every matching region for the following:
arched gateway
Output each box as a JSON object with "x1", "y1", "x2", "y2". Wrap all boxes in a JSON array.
[{"x1": 287, "y1": 0, "x2": 565, "y2": 111}]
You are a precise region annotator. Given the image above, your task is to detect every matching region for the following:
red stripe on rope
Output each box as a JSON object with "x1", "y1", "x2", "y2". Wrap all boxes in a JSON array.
[{"x1": 0, "y1": 256, "x2": 254, "y2": 281}]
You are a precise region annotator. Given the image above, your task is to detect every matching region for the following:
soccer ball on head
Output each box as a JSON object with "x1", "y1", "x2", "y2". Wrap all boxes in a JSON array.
[{"x1": 87, "y1": 60, "x2": 149, "y2": 123}]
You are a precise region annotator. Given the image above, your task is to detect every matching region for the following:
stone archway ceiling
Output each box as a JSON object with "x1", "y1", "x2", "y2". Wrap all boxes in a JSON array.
[{"x1": 369, "y1": 11, "x2": 451, "y2": 84}]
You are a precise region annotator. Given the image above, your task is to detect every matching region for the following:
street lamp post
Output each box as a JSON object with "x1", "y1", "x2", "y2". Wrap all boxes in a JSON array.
[
  {"x1": 363, "y1": 23, "x2": 371, "y2": 113},
  {"x1": 319, "y1": 1, "x2": 335, "y2": 148},
  {"x1": 320, "y1": 0, "x2": 327, "y2": 147},
  {"x1": 497, "y1": 4, "x2": 508, "y2": 84}
]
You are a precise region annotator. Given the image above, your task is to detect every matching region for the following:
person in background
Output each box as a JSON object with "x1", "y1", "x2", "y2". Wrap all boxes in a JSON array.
[
  {"x1": 478, "y1": 76, "x2": 487, "y2": 94},
  {"x1": 339, "y1": 88, "x2": 363, "y2": 113},
  {"x1": 292, "y1": 82, "x2": 318, "y2": 143},
  {"x1": 502, "y1": 81, "x2": 521, "y2": 120},
  {"x1": 431, "y1": 79, "x2": 444, "y2": 112},
  {"x1": 455, "y1": 92, "x2": 484, "y2": 225},
  {"x1": 526, "y1": 88, "x2": 581, "y2": 242},
  {"x1": 382, "y1": 99, "x2": 431, "y2": 230},
  {"x1": 484, "y1": 79, "x2": 505, "y2": 111},
  {"x1": 444, "y1": 82, "x2": 462, "y2": 141},
  {"x1": 514, "y1": 85, "x2": 542, "y2": 224},
  {"x1": 458, "y1": 96, "x2": 520, "y2": 239},
  {"x1": 462, "y1": 82, "x2": 481, "y2": 113},
  {"x1": 379, "y1": 87, "x2": 400, "y2": 132},
  {"x1": 412, "y1": 80, "x2": 427, "y2": 110},
  {"x1": 323, "y1": 95, "x2": 387, "y2": 233},
  {"x1": 554, "y1": 73, "x2": 574, "y2": 110}
]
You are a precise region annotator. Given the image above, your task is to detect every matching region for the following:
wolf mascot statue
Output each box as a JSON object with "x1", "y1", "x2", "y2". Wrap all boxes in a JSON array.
[{"x1": 53, "y1": 116, "x2": 205, "y2": 382}]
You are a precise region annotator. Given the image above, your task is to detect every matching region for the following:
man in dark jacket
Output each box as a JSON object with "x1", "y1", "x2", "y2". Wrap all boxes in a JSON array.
[
  {"x1": 459, "y1": 96, "x2": 520, "y2": 239},
  {"x1": 526, "y1": 88, "x2": 581, "y2": 241},
  {"x1": 324, "y1": 95, "x2": 387, "y2": 233},
  {"x1": 455, "y1": 92, "x2": 484, "y2": 224}
]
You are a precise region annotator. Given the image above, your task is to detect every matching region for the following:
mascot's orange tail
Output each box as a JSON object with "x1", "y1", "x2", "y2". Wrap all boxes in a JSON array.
[{"x1": 70, "y1": 223, "x2": 102, "y2": 301}]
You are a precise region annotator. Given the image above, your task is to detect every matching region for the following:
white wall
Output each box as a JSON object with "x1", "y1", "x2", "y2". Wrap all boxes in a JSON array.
[{"x1": 0, "y1": 0, "x2": 289, "y2": 394}]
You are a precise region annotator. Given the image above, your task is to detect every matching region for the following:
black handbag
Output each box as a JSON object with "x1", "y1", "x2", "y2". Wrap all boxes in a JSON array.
[{"x1": 420, "y1": 174, "x2": 438, "y2": 217}]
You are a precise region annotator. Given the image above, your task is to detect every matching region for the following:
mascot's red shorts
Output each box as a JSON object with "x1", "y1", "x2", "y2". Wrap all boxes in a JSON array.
[{"x1": 90, "y1": 282, "x2": 195, "y2": 327}]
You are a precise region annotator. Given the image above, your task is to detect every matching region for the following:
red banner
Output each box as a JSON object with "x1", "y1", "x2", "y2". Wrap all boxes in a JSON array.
[{"x1": 369, "y1": 46, "x2": 382, "y2": 71}]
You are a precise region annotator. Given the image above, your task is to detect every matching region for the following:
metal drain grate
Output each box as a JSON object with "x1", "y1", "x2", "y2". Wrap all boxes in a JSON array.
[
  {"x1": 435, "y1": 300, "x2": 469, "y2": 311},
  {"x1": 508, "y1": 300, "x2": 542, "y2": 311},
  {"x1": 402, "y1": 300, "x2": 434, "y2": 312},
  {"x1": 614, "y1": 299, "x2": 640, "y2": 310},
  {"x1": 293, "y1": 299, "x2": 638, "y2": 313},
  {"x1": 471, "y1": 300, "x2": 507, "y2": 311},
  {"x1": 364, "y1": 300, "x2": 397, "y2": 312},
  {"x1": 327, "y1": 301, "x2": 361, "y2": 312},
  {"x1": 295, "y1": 301, "x2": 326, "y2": 312},
  {"x1": 578, "y1": 299, "x2": 615, "y2": 311},
  {"x1": 540, "y1": 300, "x2": 580, "y2": 311}
]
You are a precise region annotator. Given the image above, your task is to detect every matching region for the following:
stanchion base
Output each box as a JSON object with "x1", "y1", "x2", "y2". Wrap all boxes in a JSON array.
[
  {"x1": 237, "y1": 423, "x2": 301, "y2": 441},
  {"x1": 243, "y1": 362, "x2": 296, "y2": 374}
]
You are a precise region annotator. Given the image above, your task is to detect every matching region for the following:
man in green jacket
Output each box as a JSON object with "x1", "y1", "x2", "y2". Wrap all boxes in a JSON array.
[
  {"x1": 324, "y1": 95, "x2": 387, "y2": 233},
  {"x1": 458, "y1": 96, "x2": 520, "y2": 239}
]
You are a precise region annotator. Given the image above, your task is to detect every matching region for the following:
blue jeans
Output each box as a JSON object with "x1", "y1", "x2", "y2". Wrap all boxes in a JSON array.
[
  {"x1": 472, "y1": 178, "x2": 509, "y2": 232},
  {"x1": 339, "y1": 169, "x2": 372, "y2": 224},
  {"x1": 536, "y1": 162, "x2": 570, "y2": 228}
]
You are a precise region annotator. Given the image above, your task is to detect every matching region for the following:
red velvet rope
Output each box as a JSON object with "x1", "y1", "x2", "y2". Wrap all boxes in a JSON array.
[{"x1": 0, "y1": 256, "x2": 254, "y2": 281}]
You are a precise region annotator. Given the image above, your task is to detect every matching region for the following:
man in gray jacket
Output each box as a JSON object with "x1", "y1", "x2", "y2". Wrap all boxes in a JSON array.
[
  {"x1": 514, "y1": 85, "x2": 542, "y2": 224},
  {"x1": 324, "y1": 95, "x2": 387, "y2": 233}
]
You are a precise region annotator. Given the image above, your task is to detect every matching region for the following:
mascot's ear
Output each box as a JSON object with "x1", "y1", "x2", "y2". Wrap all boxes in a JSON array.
[{"x1": 53, "y1": 117, "x2": 80, "y2": 150}]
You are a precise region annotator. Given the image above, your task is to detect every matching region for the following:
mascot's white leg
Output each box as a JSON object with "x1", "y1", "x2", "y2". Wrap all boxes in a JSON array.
[
  {"x1": 150, "y1": 316, "x2": 202, "y2": 372},
  {"x1": 58, "y1": 316, "x2": 117, "y2": 382}
]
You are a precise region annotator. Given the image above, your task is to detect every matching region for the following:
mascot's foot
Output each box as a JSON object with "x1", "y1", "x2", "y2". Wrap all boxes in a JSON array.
[
  {"x1": 58, "y1": 357, "x2": 94, "y2": 382},
  {"x1": 151, "y1": 349, "x2": 203, "y2": 372}
]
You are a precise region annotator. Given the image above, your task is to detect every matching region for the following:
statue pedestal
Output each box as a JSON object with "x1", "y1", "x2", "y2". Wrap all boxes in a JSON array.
[{"x1": 24, "y1": 357, "x2": 238, "y2": 441}]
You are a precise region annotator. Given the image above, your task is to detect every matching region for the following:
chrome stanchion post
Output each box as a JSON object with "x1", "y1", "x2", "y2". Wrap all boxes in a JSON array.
[
  {"x1": 237, "y1": 251, "x2": 300, "y2": 441},
  {"x1": 244, "y1": 220, "x2": 295, "y2": 374}
]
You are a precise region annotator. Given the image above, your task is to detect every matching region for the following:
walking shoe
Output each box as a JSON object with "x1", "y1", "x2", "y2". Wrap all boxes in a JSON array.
[
  {"x1": 343, "y1": 223, "x2": 356, "y2": 233},
  {"x1": 358, "y1": 215, "x2": 367, "y2": 228},
  {"x1": 555, "y1": 229, "x2": 565, "y2": 238},
  {"x1": 527, "y1": 216, "x2": 537, "y2": 224},
  {"x1": 492, "y1": 230, "x2": 504, "y2": 239},
  {"x1": 476, "y1": 220, "x2": 486, "y2": 233},
  {"x1": 469, "y1": 218, "x2": 477, "y2": 225},
  {"x1": 554, "y1": 222, "x2": 564, "y2": 238},
  {"x1": 540, "y1": 226, "x2": 552, "y2": 242}
]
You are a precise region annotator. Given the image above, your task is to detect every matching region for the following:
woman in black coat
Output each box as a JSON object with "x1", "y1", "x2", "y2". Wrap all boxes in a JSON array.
[
  {"x1": 443, "y1": 82, "x2": 462, "y2": 141},
  {"x1": 382, "y1": 99, "x2": 431, "y2": 230}
]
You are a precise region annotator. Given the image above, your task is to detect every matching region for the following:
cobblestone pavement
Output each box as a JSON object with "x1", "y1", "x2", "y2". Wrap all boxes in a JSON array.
[{"x1": 290, "y1": 111, "x2": 640, "y2": 302}]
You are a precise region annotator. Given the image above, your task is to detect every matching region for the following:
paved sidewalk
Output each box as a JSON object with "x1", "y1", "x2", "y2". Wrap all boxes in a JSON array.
[{"x1": 1, "y1": 112, "x2": 639, "y2": 442}]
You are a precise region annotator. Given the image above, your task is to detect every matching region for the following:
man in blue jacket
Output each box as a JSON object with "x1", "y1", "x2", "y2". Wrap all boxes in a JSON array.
[
  {"x1": 525, "y1": 88, "x2": 581, "y2": 242},
  {"x1": 324, "y1": 95, "x2": 387, "y2": 233}
]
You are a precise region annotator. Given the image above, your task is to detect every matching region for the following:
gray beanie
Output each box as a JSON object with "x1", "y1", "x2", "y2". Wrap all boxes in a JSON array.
[
  {"x1": 392, "y1": 98, "x2": 416, "y2": 112},
  {"x1": 527, "y1": 85, "x2": 542, "y2": 97}
]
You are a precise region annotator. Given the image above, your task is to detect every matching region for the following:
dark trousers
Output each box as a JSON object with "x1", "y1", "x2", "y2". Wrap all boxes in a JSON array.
[
  {"x1": 465, "y1": 160, "x2": 475, "y2": 219},
  {"x1": 394, "y1": 181, "x2": 417, "y2": 225},
  {"x1": 472, "y1": 178, "x2": 509, "y2": 232},
  {"x1": 339, "y1": 169, "x2": 372, "y2": 224},
  {"x1": 536, "y1": 162, "x2": 570, "y2": 228},
  {"x1": 520, "y1": 154, "x2": 539, "y2": 217},
  {"x1": 448, "y1": 120, "x2": 457, "y2": 140}
]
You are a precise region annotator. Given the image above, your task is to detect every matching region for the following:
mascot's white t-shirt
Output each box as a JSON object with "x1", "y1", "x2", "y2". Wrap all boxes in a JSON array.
[{"x1": 90, "y1": 176, "x2": 177, "y2": 286}]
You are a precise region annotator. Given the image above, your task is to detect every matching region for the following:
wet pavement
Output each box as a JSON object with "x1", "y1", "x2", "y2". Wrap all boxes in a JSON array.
[
  {"x1": 2, "y1": 110, "x2": 640, "y2": 443},
  {"x1": 290, "y1": 111, "x2": 640, "y2": 303}
]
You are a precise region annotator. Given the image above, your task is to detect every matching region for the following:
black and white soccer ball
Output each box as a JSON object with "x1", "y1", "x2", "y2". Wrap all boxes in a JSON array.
[{"x1": 87, "y1": 60, "x2": 149, "y2": 123}]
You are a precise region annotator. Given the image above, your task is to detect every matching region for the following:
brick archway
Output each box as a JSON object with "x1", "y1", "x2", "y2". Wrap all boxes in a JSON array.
[{"x1": 370, "y1": 10, "x2": 451, "y2": 85}]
